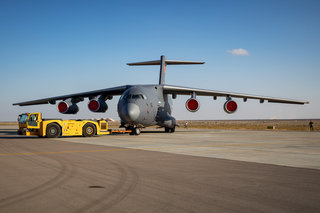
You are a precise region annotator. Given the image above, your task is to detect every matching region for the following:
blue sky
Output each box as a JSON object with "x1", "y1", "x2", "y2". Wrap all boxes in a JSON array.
[{"x1": 1, "y1": 0, "x2": 319, "y2": 121}]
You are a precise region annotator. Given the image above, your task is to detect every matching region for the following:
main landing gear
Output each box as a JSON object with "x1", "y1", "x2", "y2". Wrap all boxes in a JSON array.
[{"x1": 165, "y1": 127, "x2": 175, "y2": 133}]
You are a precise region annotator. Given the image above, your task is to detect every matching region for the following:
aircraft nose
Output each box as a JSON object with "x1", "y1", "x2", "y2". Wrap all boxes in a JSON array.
[{"x1": 126, "y1": 103, "x2": 140, "y2": 122}]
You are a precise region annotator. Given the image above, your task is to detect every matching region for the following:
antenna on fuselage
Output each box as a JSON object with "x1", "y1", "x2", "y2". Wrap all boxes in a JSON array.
[{"x1": 127, "y1": 55, "x2": 205, "y2": 85}]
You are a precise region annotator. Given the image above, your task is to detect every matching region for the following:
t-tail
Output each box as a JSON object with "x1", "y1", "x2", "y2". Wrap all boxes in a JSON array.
[{"x1": 127, "y1": 55, "x2": 205, "y2": 85}]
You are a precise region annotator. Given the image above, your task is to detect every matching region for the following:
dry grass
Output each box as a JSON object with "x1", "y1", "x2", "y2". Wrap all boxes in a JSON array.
[
  {"x1": 108, "y1": 119, "x2": 319, "y2": 131},
  {"x1": 0, "y1": 122, "x2": 18, "y2": 126},
  {"x1": 177, "y1": 119, "x2": 320, "y2": 131}
]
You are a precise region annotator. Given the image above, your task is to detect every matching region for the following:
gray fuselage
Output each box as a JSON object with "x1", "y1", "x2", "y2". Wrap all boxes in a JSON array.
[{"x1": 117, "y1": 85, "x2": 176, "y2": 128}]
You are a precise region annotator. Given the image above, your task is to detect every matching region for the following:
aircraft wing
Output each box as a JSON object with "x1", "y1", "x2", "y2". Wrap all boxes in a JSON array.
[
  {"x1": 13, "y1": 85, "x2": 128, "y2": 106},
  {"x1": 163, "y1": 85, "x2": 309, "y2": 105}
]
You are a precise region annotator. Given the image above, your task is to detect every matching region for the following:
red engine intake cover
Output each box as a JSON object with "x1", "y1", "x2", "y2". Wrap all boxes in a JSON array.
[
  {"x1": 186, "y1": 98, "x2": 200, "y2": 112},
  {"x1": 57, "y1": 101, "x2": 79, "y2": 114},
  {"x1": 224, "y1": 99, "x2": 237, "y2": 113},
  {"x1": 88, "y1": 99, "x2": 100, "y2": 112},
  {"x1": 57, "y1": 101, "x2": 68, "y2": 113}
]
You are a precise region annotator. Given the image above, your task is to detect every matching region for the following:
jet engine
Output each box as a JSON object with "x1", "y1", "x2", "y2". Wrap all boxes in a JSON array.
[
  {"x1": 224, "y1": 98, "x2": 237, "y2": 114},
  {"x1": 88, "y1": 96, "x2": 108, "y2": 113},
  {"x1": 185, "y1": 98, "x2": 200, "y2": 112},
  {"x1": 57, "y1": 100, "x2": 79, "y2": 114}
]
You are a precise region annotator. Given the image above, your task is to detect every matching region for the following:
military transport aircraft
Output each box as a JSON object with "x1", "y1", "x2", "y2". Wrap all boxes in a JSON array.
[{"x1": 13, "y1": 55, "x2": 308, "y2": 135}]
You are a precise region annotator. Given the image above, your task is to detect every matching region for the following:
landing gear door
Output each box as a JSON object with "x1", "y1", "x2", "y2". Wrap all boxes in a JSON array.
[{"x1": 27, "y1": 113, "x2": 40, "y2": 129}]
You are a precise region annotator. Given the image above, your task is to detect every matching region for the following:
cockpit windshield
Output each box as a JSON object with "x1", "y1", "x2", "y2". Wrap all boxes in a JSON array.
[{"x1": 121, "y1": 94, "x2": 147, "y2": 100}]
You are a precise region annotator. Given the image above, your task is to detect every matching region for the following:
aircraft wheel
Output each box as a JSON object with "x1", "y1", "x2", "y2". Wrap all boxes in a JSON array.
[
  {"x1": 46, "y1": 123, "x2": 61, "y2": 138},
  {"x1": 165, "y1": 127, "x2": 175, "y2": 133},
  {"x1": 133, "y1": 128, "x2": 141, "y2": 135},
  {"x1": 83, "y1": 123, "x2": 96, "y2": 137}
]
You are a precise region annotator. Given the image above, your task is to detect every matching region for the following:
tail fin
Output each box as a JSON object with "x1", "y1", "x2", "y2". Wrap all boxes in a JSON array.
[{"x1": 127, "y1": 55, "x2": 204, "y2": 85}]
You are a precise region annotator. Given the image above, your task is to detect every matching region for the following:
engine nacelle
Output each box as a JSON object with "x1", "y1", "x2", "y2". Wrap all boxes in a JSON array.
[
  {"x1": 88, "y1": 98, "x2": 108, "y2": 113},
  {"x1": 57, "y1": 100, "x2": 79, "y2": 114},
  {"x1": 185, "y1": 98, "x2": 200, "y2": 112},
  {"x1": 224, "y1": 99, "x2": 237, "y2": 114}
]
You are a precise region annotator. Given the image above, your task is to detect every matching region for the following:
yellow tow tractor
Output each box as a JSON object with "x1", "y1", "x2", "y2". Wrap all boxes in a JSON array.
[{"x1": 17, "y1": 112, "x2": 129, "y2": 138}]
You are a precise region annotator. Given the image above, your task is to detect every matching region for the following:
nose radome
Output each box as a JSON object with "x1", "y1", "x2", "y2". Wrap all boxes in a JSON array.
[{"x1": 127, "y1": 103, "x2": 140, "y2": 121}]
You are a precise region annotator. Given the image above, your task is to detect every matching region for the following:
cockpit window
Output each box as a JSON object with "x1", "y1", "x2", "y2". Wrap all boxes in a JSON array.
[
  {"x1": 122, "y1": 94, "x2": 147, "y2": 100},
  {"x1": 120, "y1": 93, "x2": 128, "y2": 100}
]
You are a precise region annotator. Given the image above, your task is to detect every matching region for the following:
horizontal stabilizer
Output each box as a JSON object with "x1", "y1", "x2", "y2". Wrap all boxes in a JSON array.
[
  {"x1": 127, "y1": 55, "x2": 205, "y2": 85},
  {"x1": 127, "y1": 60, "x2": 205, "y2": 66}
]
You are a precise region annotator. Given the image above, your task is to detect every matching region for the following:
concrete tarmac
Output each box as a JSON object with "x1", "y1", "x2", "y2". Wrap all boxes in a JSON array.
[
  {"x1": 0, "y1": 126, "x2": 319, "y2": 212},
  {"x1": 57, "y1": 128, "x2": 320, "y2": 170}
]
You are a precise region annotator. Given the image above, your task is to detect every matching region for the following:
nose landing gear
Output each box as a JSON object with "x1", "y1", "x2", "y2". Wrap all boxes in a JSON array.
[
  {"x1": 126, "y1": 126, "x2": 141, "y2": 135},
  {"x1": 132, "y1": 127, "x2": 141, "y2": 135}
]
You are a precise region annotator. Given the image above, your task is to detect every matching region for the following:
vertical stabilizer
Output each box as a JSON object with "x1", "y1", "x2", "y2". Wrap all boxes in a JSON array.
[{"x1": 159, "y1": 55, "x2": 166, "y2": 85}]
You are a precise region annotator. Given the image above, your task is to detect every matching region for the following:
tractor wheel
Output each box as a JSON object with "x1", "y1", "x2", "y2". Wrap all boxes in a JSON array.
[
  {"x1": 83, "y1": 123, "x2": 96, "y2": 137},
  {"x1": 46, "y1": 123, "x2": 61, "y2": 138}
]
